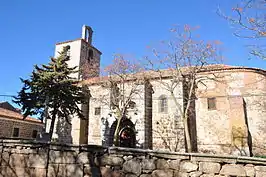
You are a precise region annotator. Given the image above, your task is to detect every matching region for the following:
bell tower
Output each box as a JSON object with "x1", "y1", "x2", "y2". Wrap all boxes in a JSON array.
[
  {"x1": 82, "y1": 25, "x2": 93, "y2": 44},
  {"x1": 79, "y1": 25, "x2": 101, "y2": 79},
  {"x1": 52, "y1": 25, "x2": 101, "y2": 145},
  {"x1": 54, "y1": 25, "x2": 101, "y2": 80}
]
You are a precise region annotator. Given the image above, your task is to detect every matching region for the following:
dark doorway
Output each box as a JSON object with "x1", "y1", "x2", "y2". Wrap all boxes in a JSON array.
[
  {"x1": 109, "y1": 118, "x2": 136, "y2": 148},
  {"x1": 119, "y1": 126, "x2": 136, "y2": 148}
]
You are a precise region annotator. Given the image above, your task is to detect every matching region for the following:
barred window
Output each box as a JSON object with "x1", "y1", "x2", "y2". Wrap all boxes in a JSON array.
[
  {"x1": 95, "y1": 107, "x2": 101, "y2": 115},
  {"x1": 32, "y1": 130, "x2": 38, "y2": 138},
  {"x1": 159, "y1": 95, "x2": 168, "y2": 113},
  {"x1": 207, "y1": 97, "x2": 216, "y2": 110},
  {"x1": 13, "y1": 127, "x2": 19, "y2": 137}
]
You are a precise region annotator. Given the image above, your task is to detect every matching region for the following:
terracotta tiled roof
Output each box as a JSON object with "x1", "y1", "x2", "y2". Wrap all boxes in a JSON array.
[
  {"x1": 82, "y1": 64, "x2": 266, "y2": 86},
  {"x1": 0, "y1": 107, "x2": 43, "y2": 124}
]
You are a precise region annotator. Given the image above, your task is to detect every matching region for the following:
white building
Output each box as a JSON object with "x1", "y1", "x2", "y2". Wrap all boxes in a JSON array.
[{"x1": 47, "y1": 25, "x2": 266, "y2": 156}]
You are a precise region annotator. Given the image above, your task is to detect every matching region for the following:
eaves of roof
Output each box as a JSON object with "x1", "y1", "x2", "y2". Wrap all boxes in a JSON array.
[{"x1": 0, "y1": 108, "x2": 43, "y2": 125}]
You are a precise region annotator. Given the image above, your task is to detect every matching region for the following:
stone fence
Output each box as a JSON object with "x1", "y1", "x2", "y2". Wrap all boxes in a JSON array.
[{"x1": 0, "y1": 139, "x2": 266, "y2": 177}]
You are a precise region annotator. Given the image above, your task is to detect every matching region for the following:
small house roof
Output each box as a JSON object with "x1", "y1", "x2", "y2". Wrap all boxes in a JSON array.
[{"x1": 0, "y1": 102, "x2": 43, "y2": 124}]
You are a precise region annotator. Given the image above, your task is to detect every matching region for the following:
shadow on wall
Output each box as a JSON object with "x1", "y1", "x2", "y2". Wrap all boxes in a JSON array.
[
  {"x1": 0, "y1": 146, "x2": 49, "y2": 176},
  {"x1": 55, "y1": 117, "x2": 73, "y2": 144},
  {"x1": 153, "y1": 115, "x2": 185, "y2": 152},
  {"x1": 102, "y1": 117, "x2": 110, "y2": 146},
  {"x1": 0, "y1": 144, "x2": 103, "y2": 177},
  {"x1": 2, "y1": 139, "x2": 266, "y2": 177},
  {"x1": 248, "y1": 98, "x2": 266, "y2": 156},
  {"x1": 243, "y1": 99, "x2": 253, "y2": 157}
]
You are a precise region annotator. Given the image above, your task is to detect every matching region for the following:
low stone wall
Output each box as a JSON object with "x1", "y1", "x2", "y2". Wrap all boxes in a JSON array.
[{"x1": 0, "y1": 139, "x2": 266, "y2": 177}]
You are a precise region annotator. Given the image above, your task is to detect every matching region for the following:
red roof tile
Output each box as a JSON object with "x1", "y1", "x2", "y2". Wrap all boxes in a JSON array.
[
  {"x1": 0, "y1": 107, "x2": 43, "y2": 124},
  {"x1": 82, "y1": 64, "x2": 266, "y2": 86}
]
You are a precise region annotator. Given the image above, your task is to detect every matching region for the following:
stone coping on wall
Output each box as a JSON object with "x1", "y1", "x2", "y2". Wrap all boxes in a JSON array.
[
  {"x1": 1, "y1": 138, "x2": 266, "y2": 165},
  {"x1": 0, "y1": 138, "x2": 105, "y2": 152},
  {"x1": 109, "y1": 146, "x2": 266, "y2": 165}
]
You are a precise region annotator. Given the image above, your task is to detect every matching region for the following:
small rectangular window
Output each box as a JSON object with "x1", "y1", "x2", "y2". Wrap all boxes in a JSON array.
[
  {"x1": 207, "y1": 97, "x2": 216, "y2": 110},
  {"x1": 159, "y1": 96, "x2": 168, "y2": 113},
  {"x1": 13, "y1": 128, "x2": 20, "y2": 137},
  {"x1": 94, "y1": 107, "x2": 101, "y2": 115},
  {"x1": 32, "y1": 130, "x2": 38, "y2": 138}
]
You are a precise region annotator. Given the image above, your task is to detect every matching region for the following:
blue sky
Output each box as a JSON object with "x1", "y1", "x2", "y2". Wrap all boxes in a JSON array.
[{"x1": 0, "y1": 0, "x2": 265, "y2": 100}]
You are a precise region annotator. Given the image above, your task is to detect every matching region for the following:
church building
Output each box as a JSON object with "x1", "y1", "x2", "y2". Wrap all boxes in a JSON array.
[{"x1": 47, "y1": 25, "x2": 266, "y2": 156}]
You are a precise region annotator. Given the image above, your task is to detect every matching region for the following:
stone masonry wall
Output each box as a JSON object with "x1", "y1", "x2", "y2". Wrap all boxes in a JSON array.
[
  {"x1": 1, "y1": 139, "x2": 266, "y2": 177},
  {"x1": 0, "y1": 118, "x2": 43, "y2": 139},
  {"x1": 196, "y1": 70, "x2": 266, "y2": 156}
]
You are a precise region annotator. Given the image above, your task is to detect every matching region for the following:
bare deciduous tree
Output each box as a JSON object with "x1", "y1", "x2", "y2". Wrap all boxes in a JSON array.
[
  {"x1": 218, "y1": 0, "x2": 266, "y2": 60},
  {"x1": 145, "y1": 25, "x2": 223, "y2": 152},
  {"x1": 96, "y1": 55, "x2": 145, "y2": 146}
]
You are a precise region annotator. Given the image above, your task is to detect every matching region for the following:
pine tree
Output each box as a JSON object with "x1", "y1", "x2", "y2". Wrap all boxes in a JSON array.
[{"x1": 14, "y1": 46, "x2": 87, "y2": 140}]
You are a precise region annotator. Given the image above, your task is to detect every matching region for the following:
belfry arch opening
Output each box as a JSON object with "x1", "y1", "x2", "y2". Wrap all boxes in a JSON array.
[{"x1": 82, "y1": 25, "x2": 93, "y2": 44}]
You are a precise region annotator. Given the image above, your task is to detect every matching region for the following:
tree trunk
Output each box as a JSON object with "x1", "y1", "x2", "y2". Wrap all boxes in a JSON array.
[
  {"x1": 183, "y1": 115, "x2": 192, "y2": 152},
  {"x1": 113, "y1": 116, "x2": 122, "y2": 146},
  {"x1": 48, "y1": 105, "x2": 57, "y2": 141},
  {"x1": 48, "y1": 116, "x2": 56, "y2": 141},
  {"x1": 183, "y1": 79, "x2": 195, "y2": 153},
  {"x1": 170, "y1": 91, "x2": 192, "y2": 152}
]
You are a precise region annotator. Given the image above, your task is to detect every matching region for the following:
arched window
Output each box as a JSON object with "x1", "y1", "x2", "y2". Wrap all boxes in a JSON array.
[{"x1": 159, "y1": 95, "x2": 167, "y2": 113}]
